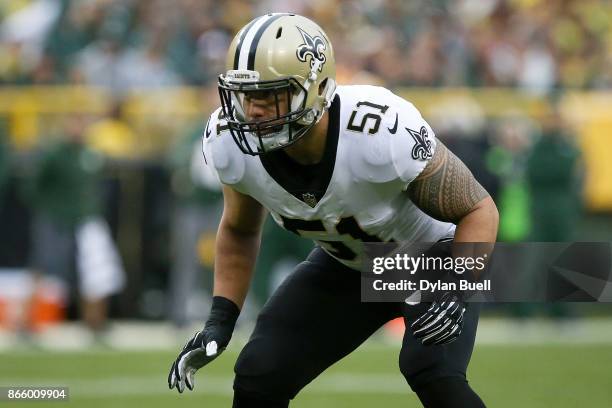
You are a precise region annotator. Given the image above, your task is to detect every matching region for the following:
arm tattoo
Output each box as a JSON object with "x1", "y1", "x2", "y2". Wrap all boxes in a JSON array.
[{"x1": 408, "y1": 140, "x2": 489, "y2": 224}]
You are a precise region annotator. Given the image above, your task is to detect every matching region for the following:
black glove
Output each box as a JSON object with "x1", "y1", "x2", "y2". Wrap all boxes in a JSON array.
[
  {"x1": 411, "y1": 291, "x2": 466, "y2": 346},
  {"x1": 168, "y1": 296, "x2": 240, "y2": 393}
]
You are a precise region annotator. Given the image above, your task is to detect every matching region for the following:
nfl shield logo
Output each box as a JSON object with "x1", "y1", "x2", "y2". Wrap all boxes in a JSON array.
[{"x1": 302, "y1": 193, "x2": 318, "y2": 208}]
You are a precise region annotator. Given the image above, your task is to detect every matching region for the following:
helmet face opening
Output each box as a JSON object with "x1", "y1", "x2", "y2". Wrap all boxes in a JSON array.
[{"x1": 218, "y1": 75, "x2": 314, "y2": 155}]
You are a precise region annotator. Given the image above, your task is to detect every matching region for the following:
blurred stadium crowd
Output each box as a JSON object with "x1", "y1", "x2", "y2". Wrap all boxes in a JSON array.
[
  {"x1": 1, "y1": 0, "x2": 610, "y2": 90},
  {"x1": 0, "y1": 0, "x2": 610, "y2": 339}
]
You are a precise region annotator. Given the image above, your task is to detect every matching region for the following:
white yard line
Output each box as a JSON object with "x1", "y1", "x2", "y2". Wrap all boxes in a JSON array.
[{"x1": 1, "y1": 318, "x2": 612, "y2": 351}]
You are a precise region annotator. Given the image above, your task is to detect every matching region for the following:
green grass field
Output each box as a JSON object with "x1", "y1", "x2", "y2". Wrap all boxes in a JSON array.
[{"x1": 2, "y1": 342, "x2": 612, "y2": 407}]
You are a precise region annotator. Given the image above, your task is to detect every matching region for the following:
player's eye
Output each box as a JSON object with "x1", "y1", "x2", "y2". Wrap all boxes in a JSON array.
[{"x1": 245, "y1": 90, "x2": 275, "y2": 102}]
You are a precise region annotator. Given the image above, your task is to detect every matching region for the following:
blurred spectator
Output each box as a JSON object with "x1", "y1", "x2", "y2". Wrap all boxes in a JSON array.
[
  {"x1": 430, "y1": 98, "x2": 500, "y2": 202},
  {"x1": 85, "y1": 101, "x2": 139, "y2": 160},
  {"x1": 112, "y1": 32, "x2": 183, "y2": 92},
  {"x1": 70, "y1": 31, "x2": 125, "y2": 91},
  {"x1": 43, "y1": 0, "x2": 103, "y2": 82},
  {"x1": 0, "y1": 124, "x2": 33, "y2": 274},
  {"x1": 0, "y1": 128, "x2": 30, "y2": 333},
  {"x1": 166, "y1": 108, "x2": 223, "y2": 327},
  {"x1": 518, "y1": 97, "x2": 582, "y2": 320},
  {"x1": 0, "y1": 128, "x2": 31, "y2": 272},
  {"x1": 526, "y1": 99, "x2": 582, "y2": 242},
  {"x1": 165, "y1": 3, "x2": 232, "y2": 85},
  {"x1": 0, "y1": 131, "x2": 9, "y2": 203},
  {"x1": 0, "y1": 0, "x2": 62, "y2": 84},
  {"x1": 26, "y1": 114, "x2": 125, "y2": 339},
  {"x1": 488, "y1": 117, "x2": 533, "y2": 242}
]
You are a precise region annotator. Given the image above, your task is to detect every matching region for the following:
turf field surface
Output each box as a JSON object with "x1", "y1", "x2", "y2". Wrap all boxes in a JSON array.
[{"x1": 2, "y1": 342, "x2": 611, "y2": 407}]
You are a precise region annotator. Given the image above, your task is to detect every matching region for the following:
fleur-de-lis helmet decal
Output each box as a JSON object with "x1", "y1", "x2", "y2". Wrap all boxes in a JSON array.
[{"x1": 296, "y1": 27, "x2": 327, "y2": 72}]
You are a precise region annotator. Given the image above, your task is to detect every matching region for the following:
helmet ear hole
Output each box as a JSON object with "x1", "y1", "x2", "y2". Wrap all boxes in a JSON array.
[
  {"x1": 318, "y1": 78, "x2": 328, "y2": 96},
  {"x1": 276, "y1": 27, "x2": 283, "y2": 39}
]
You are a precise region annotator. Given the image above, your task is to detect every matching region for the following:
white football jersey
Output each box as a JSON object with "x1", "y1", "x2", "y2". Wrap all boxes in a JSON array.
[{"x1": 202, "y1": 85, "x2": 455, "y2": 269}]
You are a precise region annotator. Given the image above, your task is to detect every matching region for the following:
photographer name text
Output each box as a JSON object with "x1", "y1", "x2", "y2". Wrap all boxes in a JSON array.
[{"x1": 372, "y1": 279, "x2": 491, "y2": 292}]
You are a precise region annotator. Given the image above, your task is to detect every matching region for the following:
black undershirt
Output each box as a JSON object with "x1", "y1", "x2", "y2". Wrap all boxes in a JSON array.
[{"x1": 259, "y1": 94, "x2": 341, "y2": 205}]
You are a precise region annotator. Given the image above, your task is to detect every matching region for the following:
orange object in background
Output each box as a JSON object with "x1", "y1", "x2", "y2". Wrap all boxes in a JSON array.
[
  {"x1": 0, "y1": 271, "x2": 66, "y2": 331},
  {"x1": 0, "y1": 298, "x2": 6, "y2": 327},
  {"x1": 27, "y1": 286, "x2": 66, "y2": 332},
  {"x1": 385, "y1": 317, "x2": 406, "y2": 339}
]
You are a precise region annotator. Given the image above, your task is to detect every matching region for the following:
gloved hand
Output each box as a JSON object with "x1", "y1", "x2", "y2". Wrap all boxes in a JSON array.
[
  {"x1": 411, "y1": 291, "x2": 466, "y2": 346},
  {"x1": 168, "y1": 296, "x2": 240, "y2": 393}
]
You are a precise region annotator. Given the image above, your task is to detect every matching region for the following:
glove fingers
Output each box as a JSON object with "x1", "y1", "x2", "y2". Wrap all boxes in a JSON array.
[
  {"x1": 177, "y1": 351, "x2": 193, "y2": 380},
  {"x1": 456, "y1": 307, "x2": 466, "y2": 322},
  {"x1": 174, "y1": 358, "x2": 185, "y2": 393},
  {"x1": 173, "y1": 351, "x2": 188, "y2": 393},
  {"x1": 176, "y1": 351, "x2": 192, "y2": 394},
  {"x1": 422, "y1": 334, "x2": 438, "y2": 346},
  {"x1": 184, "y1": 331, "x2": 201, "y2": 350},
  {"x1": 168, "y1": 361, "x2": 177, "y2": 389},
  {"x1": 434, "y1": 325, "x2": 462, "y2": 345},
  {"x1": 440, "y1": 292, "x2": 459, "y2": 304},
  {"x1": 433, "y1": 314, "x2": 464, "y2": 345},
  {"x1": 429, "y1": 317, "x2": 453, "y2": 338},
  {"x1": 169, "y1": 327, "x2": 233, "y2": 394},
  {"x1": 420, "y1": 317, "x2": 453, "y2": 344},
  {"x1": 413, "y1": 309, "x2": 447, "y2": 336},
  {"x1": 412, "y1": 292, "x2": 466, "y2": 346},
  {"x1": 411, "y1": 309, "x2": 434, "y2": 329},
  {"x1": 414, "y1": 316, "x2": 442, "y2": 338},
  {"x1": 178, "y1": 349, "x2": 215, "y2": 391},
  {"x1": 185, "y1": 368, "x2": 195, "y2": 391},
  {"x1": 446, "y1": 301, "x2": 459, "y2": 316},
  {"x1": 412, "y1": 313, "x2": 435, "y2": 334},
  {"x1": 412, "y1": 301, "x2": 443, "y2": 327},
  {"x1": 422, "y1": 327, "x2": 444, "y2": 345}
]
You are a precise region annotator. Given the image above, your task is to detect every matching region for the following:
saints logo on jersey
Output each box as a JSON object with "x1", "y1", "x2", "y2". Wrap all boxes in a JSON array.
[
  {"x1": 296, "y1": 27, "x2": 327, "y2": 72},
  {"x1": 302, "y1": 193, "x2": 318, "y2": 208},
  {"x1": 407, "y1": 126, "x2": 433, "y2": 161}
]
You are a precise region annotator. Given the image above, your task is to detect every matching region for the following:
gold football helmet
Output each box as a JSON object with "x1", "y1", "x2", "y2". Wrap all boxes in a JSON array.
[{"x1": 218, "y1": 13, "x2": 336, "y2": 155}]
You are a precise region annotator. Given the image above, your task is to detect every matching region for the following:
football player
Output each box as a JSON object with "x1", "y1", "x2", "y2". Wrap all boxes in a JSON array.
[{"x1": 168, "y1": 13, "x2": 498, "y2": 408}]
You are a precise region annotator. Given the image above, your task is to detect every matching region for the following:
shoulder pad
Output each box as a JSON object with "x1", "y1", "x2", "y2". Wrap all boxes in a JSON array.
[
  {"x1": 201, "y1": 108, "x2": 245, "y2": 185},
  {"x1": 390, "y1": 110, "x2": 437, "y2": 184},
  {"x1": 341, "y1": 86, "x2": 418, "y2": 184},
  {"x1": 347, "y1": 132, "x2": 397, "y2": 183}
]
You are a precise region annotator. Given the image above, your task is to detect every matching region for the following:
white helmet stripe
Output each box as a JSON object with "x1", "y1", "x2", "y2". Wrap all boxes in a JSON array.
[
  {"x1": 246, "y1": 14, "x2": 286, "y2": 70},
  {"x1": 232, "y1": 17, "x2": 261, "y2": 70},
  {"x1": 237, "y1": 14, "x2": 274, "y2": 70}
]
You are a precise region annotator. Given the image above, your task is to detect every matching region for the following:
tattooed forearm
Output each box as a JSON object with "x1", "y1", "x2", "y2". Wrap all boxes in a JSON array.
[{"x1": 408, "y1": 140, "x2": 489, "y2": 224}]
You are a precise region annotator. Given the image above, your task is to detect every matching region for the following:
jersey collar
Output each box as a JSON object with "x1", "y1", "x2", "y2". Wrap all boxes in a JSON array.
[{"x1": 259, "y1": 94, "x2": 340, "y2": 207}]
